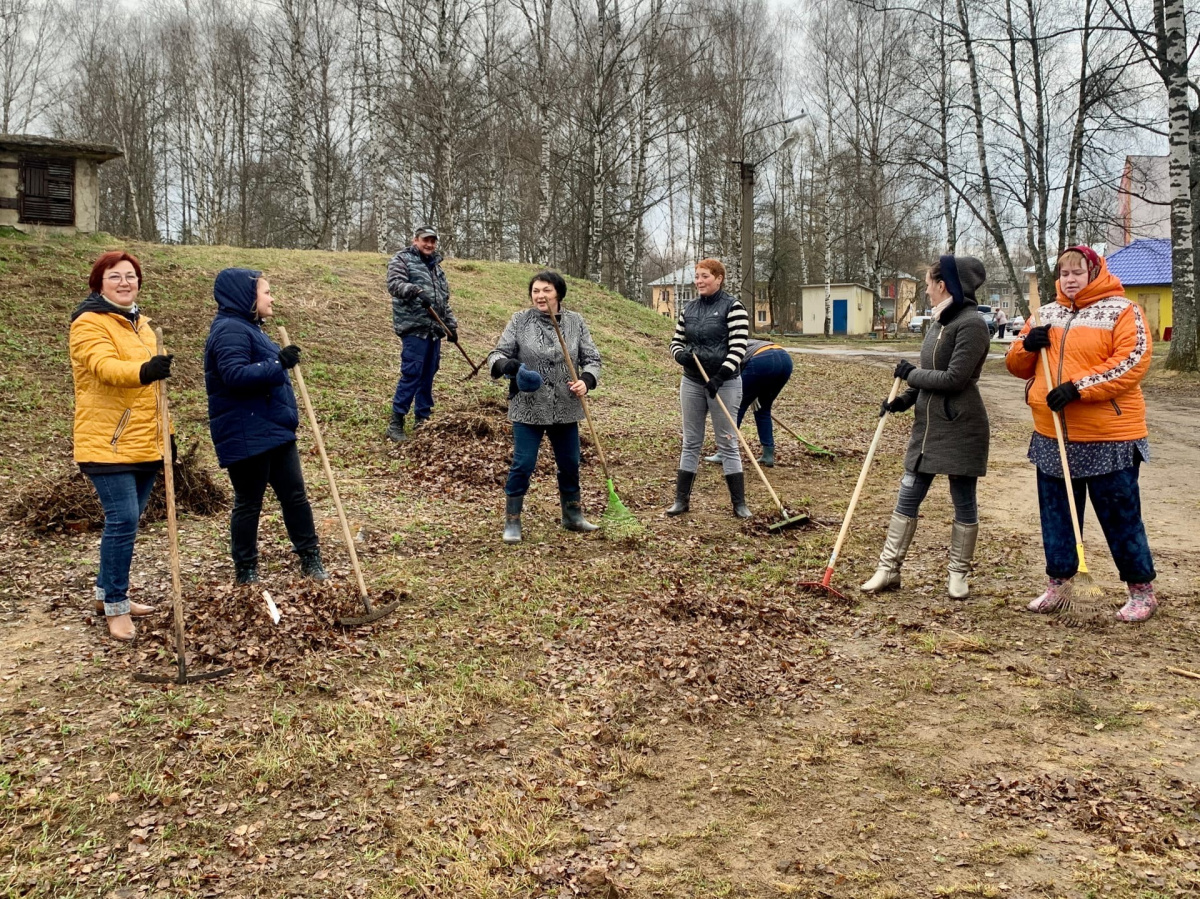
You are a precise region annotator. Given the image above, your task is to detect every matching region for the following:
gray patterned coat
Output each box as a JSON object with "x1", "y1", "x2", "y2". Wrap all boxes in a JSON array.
[
  {"x1": 898, "y1": 306, "x2": 991, "y2": 477},
  {"x1": 487, "y1": 308, "x2": 602, "y2": 426}
]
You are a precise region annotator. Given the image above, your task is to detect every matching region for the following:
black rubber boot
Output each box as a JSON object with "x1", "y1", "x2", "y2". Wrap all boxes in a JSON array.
[
  {"x1": 666, "y1": 469, "x2": 695, "y2": 517},
  {"x1": 503, "y1": 494, "x2": 524, "y2": 544},
  {"x1": 235, "y1": 564, "x2": 260, "y2": 585},
  {"x1": 299, "y1": 549, "x2": 329, "y2": 582},
  {"x1": 757, "y1": 445, "x2": 775, "y2": 467},
  {"x1": 386, "y1": 411, "x2": 406, "y2": 442},
  {"x1": 560, "y1": 491, "x2": 599, "y2": 532},
  {"x1": 725, "y1": 472, "x2": 752, "y2": 519}
]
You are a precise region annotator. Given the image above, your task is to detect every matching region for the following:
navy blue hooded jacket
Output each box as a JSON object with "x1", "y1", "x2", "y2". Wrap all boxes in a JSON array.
[{"x1": 203, "y1": 268, "x2": 299, "y2": 468}]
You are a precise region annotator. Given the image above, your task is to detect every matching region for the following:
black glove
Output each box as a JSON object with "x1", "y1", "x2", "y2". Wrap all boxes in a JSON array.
[
  {"x1": 446, "y1": 327, "x2": 458, "y2": 343},
  {"x1": 139, "y1": 354, "x2": 173, "y2": 384},
  {"x1": 431, "y1": 323, "x2": 447, "y2": 340},
  {"x1": 1023, "y1": 325, "x2": 1052, "y2": 353},
  {"x1": 893, "y1": 359, "x2": 916, "y2": 381},
  {"x1": 277, "y1": 345, "x2": 301, "y2": 369},
  {"x1": 415, "y1": 289, "x2": 434, "y2": 310},
  {"x1": 500, "y1": 358, "x2": 522, "y2": 377},
  {"x1": 880, "y1": 393, "x2": 917, "y2": 416},
  {"x1": 705, "y1": 374, "x2": 725, "y2": 398},
  {"x1": 169, "y1": 434, "x2": 180, "y2": 464},
  {"x1": 674, "y1": 350, "x2": 699, "y2": 374},
  {"x1": 1045, "y1": 380, "x2": 1080, "y2": 412}
]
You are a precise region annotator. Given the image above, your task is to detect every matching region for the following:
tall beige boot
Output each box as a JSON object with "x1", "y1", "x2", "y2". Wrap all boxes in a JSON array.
[
  {"x1": 947, "y1": 521, "x2": 979, "y2": 600},
  {"x1": 860, "y1": 513, "x2": 918, "y2": 593}
]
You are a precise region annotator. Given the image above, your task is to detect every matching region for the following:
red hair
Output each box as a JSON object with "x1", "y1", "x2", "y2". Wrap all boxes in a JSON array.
[
  {"x1": 696, "y1": 258, "x2": 726, "y2": 282},
  {"x1": 89, "y1": 251, "x2": 143, "y2": 293}
]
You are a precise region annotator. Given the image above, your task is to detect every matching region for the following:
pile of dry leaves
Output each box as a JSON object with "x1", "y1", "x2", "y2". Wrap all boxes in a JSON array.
[
  {"x1": 125, "y1": 579, "x2": 406, "y2": 671},
  {"x1": 7, "y1": 443, "x2": 228, "y2": 534}
]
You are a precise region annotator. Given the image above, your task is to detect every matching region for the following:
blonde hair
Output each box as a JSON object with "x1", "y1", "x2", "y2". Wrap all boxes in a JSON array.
[{"x1": 1058, "y1": 249, "x2": 1088, "y2": 270}]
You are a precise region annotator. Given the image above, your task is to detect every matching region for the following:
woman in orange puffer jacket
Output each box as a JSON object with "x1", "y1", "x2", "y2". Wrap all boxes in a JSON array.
[{"x1": 1005, "y1": 246, "x2": 1156, "y2": 622}]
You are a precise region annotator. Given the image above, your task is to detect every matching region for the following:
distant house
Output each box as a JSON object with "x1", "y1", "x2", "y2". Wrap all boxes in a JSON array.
[
  {"x1": 0, "y1": 134, "x2": 122, "y2": 235},
  {"x1": 1107, "y1": 155, "x2": 1170, "y2": 250},
  {"x1": 799, "y1": 283, "x2": 875, "y2": 335},
  {"x1": 647, "y1": 264, "x2": 774, "y2": 329},
  {"x1": 878, "y1": 273, "x2": 919, "y2": 330},
  {"x1": 1106, "y1": 238, "x2": 1173, "y2": 341}
]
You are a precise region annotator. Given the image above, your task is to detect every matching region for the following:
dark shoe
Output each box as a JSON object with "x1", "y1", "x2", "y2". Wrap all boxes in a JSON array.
[
  {"x1": 666, "y1": 469, "x2": 695, "y2": 516},
  {"x1": 503, "y1": 494, "x2": 524, "y2": 544},
  {"x1": 757, "y1": 446, "x2": 775, "y2": 467},
  {"x1": 413, "y1": 417, "x2": 430, "y2": 432},
  {"x1": 725, "y1": 472, "x2": 752, "y2": 519},
  {"x1": 235, "y1": 565, "x2": 260, "y2": 585},
  {"x1": 560, "y1": 491, "x2": 599, "y2": 532},
  {"x1": 94, "y1": 600, "x2": 157, "y2": 617},
  {"x1": 299, "y1": 550, "x2": 329, "y2": 582},
  {"x1": 386, "y1": 411, "x2": 406, "y2": 442}
]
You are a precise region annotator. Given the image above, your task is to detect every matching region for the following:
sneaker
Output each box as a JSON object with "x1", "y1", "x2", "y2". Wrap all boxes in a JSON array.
[
  {"x1": 1027, "y1": 577, "x2": 1067, "y2": 613},
  {"x1": 300, "y1": 550, "x2": 329, "y2": 582},
  {"x1": 235, "y1": 565, "x2": 260, "y2": 585},
  {"x1": 1116, "y1": 582, "x2": 1157, "y2": 623}
]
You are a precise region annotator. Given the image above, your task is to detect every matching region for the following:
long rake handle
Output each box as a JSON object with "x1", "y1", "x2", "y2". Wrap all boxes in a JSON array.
[
  {"x1": 1027, "y1": 307, "x2": 1089, "y2": 572},
  {"x1": 823, "y1": 376, "x2": 903, "y2": 576},
  {"x1": 548, "y1": 314, "x2": 612, "y2": 482},
  {"x1": 692, "y1": 353, "x2": 786, "y2": 518},
  {"x1": 279, "y1": 326, "x2": 372, "y2": 605},
  {"x1": 427, "y1": 306, "x2": 482, "y2": 377},
  {"x1": 154, "y1": 328, "x2": 188, "y2": 681}
]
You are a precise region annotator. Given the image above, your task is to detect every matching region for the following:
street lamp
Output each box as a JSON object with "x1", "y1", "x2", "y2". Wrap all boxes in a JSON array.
[{"x1": 736, "y1": 113, "x2": 807, "y2": 327}]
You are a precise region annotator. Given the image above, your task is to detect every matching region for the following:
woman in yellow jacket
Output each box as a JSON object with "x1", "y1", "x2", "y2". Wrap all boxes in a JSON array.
[{"x1": 70, "y1": 251, "x2": 174, "y2": 641}]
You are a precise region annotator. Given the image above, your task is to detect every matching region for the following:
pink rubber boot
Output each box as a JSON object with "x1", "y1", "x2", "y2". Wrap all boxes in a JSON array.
[
  {"x1": 1027, "y1": 577, "x2": 1067, "y2": 613},
  {"x1": 1116, "y1": 582, "x2": 1157, "y2": 623}
]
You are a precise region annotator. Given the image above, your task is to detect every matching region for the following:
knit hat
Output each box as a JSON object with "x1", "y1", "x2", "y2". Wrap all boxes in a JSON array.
[
  {"x1": 515, "y1": 364, "x2": 544, "y2": 392},
  {"x1": 1059, "y1": 245, "x2": 1101, "y2": 283},
  {"x1": 938, "y1": 255, "x2": 986, "y2": 306}
]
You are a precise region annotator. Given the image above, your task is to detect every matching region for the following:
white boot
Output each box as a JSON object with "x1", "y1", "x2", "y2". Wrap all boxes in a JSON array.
[{"x1": 860, "y1": 513, "x2": 918, "y2": 593}]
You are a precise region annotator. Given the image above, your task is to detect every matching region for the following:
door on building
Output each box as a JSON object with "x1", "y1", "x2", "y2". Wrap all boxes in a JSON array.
[{"x1": 833, "y1": 299, "x2": 848, "y2": 335}]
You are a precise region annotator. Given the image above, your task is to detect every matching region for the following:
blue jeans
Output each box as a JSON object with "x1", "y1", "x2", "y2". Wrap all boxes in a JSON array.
[
  {"x1": 737, "y1": 349, "x2": 793, "y2": 449},
  {"x1": 893, "y1": 470, "x2": 978, "y2": 524},
  {"x1": 1037, "y1": 463, "x2": 1155, "y2": 583},
  {"x1": 505, "y1": 422, "x2": 580, "y2": 497},
  {"x1": 86, "y1": 469, "x2": 158, "y2": 615},
  {"x1": 392, "y1": 335, "x2": 442, "y2": 419}
]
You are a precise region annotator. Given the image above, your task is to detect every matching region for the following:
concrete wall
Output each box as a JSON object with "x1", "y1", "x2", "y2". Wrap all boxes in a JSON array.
[{"x1": 0, "y1": 153, "x2": 102, "y2": 234}]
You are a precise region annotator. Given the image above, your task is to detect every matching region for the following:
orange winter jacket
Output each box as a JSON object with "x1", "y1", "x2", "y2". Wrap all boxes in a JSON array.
[
  {"x1": 69, "y1": 301, "x2": 167, "y2": 465},
  {"x1": 1005, "y1": 258, "x2": 1151, "y2": 443}
]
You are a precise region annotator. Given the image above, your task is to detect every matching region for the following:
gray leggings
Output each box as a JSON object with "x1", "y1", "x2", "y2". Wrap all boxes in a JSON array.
[
  {"x1": 894, "y1": 470, "x2": 978, "y2": 524},
  {"x1": 679, "y1": 375, "x2": 743, "y2": 475}
]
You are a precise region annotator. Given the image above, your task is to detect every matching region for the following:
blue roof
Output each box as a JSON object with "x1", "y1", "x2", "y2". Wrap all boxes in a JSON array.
[{"x1": 1106, "y1": 238, "x2": 1171, "y2": 286}]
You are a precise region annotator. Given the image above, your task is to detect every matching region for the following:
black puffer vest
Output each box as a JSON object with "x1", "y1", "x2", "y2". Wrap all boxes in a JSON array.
[{"x1": 682, "y1": 290, "x2": 739, "y2": 383}]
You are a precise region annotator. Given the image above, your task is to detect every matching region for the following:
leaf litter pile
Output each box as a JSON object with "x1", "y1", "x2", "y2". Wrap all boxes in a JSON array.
[
  {"x1": 123, "y1": 578, "x2": 406, "y2": 671},
  {"x1": 6, "y1": 443, "x2": 228, "y2": 534}
]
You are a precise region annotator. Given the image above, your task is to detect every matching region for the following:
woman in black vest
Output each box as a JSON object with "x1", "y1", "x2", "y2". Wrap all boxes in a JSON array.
[
  {"x1": 865, "y1": 255, "x2": 991, "y2": 599},
  {"x1": 665, "y1": 258, "x2": 751, "y2": 518}
]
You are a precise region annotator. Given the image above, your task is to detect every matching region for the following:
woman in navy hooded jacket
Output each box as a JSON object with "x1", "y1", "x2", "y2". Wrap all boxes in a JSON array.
[{"x1": 204, "y1": 268, "x2": 328, "y2": 585}]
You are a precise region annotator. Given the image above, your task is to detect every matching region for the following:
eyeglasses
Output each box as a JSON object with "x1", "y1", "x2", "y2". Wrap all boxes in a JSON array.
[{"x1": 104, "y1": 274, "x2": 139, "y2": 284}]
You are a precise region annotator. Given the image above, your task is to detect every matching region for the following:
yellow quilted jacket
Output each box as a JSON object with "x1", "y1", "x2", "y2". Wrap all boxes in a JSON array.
[{"x1": 69, "y1": 302, "x2": 166, "y2": 465}]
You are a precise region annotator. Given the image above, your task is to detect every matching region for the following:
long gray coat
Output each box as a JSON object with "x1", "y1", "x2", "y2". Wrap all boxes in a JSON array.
[
  {"x1": 899, "y1": 307, "x2": 991, "y2": 477},
  {"x1": 487, "y1": 308, "x2": 602, "y2": 426}
]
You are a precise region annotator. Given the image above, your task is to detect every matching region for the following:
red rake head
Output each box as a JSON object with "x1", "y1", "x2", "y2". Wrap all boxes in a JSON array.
[{"x1": 798, "y1": 567, "x2": 847, "y2": 601}]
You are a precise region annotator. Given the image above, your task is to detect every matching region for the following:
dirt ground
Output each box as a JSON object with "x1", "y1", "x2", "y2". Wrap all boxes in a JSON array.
[{"x1": 3, "y1": 304, "x2": 1199, "y2": 896}]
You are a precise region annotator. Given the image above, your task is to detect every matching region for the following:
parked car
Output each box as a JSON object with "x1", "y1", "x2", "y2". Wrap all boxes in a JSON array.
[
  {"x1": 908, "y1": 314, "x2": 931, "y2": 333},
  {"x1": 976, "y1": 304, "x2": 998, "y2": 337},
  {"x1": 1006, "y1": 314, "x2": 1025, "y2": 335}
]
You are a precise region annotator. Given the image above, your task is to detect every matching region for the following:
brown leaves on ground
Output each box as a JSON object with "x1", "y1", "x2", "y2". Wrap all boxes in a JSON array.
[{"x1": 6, "y1": 443, "x2": 228, "y2": 534}]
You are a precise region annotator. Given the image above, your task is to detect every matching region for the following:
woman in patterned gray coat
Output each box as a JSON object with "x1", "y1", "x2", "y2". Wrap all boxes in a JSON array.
[
  {"x1": 864, "y1": 255, "x2": 991, "y2": 600},
  {"x1": 487, "y1": 270, "x2": 602, "y2": 544}
]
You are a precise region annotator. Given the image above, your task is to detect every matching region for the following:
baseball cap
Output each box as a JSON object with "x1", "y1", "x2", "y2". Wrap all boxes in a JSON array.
[{"x1": 414, "y1": 226, "x2": 438, "y2": 240}]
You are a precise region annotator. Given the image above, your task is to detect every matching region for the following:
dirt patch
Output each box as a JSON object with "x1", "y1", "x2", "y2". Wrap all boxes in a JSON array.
[{"x1": 6, "y1": 444, "x2": 227, "y2": 533}]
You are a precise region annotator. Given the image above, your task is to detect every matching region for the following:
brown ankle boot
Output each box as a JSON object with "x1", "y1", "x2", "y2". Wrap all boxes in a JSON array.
[
  {"x1": 106, "y1": 614, "x2": 136, "y2": 642},
  {"x1": 95, "y1": 600, "x2": 157, "y2": 617}
]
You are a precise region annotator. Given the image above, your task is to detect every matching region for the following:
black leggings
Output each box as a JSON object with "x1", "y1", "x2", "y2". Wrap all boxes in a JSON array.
[
  {"x1": 227, "y1": 441, "x2": 319, "y2": 568},
  {"x1": 894, "y1": 470, "x2": 978, "y2": 524}
]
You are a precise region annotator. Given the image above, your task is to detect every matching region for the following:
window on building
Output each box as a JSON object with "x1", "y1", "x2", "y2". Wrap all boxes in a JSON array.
[
  {"x1": 757, "y1": 310, "x2": 767, "y2": 323},
  {"x1": 19, "y1": 157, "x2": 74, "y2": 226}
]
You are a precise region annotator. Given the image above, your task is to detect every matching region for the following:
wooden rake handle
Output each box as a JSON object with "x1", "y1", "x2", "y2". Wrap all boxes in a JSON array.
[
  {"x1": 1026, "y1": 307, "x2": 1088, "y2": 568},
  {"x1": 548, "y1": 313, "x2": 611, "y2": 482},
  {"x1": 278, "y1": 326, "x2": 371, "y2": 603},
  {"x1": 692, "y1": 353, "x2": 786, "y2": 518},
  {"x1": 825, "y1": 376, "x2": 904, "y2": 571},
  {"x1": 426, "y1": 306, "x2": 482, "y2": 378},
  {"x1": 154, "y1": 328, "x2": 188, "y2": 679}
]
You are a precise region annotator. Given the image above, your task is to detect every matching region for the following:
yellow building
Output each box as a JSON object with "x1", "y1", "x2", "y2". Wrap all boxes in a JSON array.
[
  {"x1": 647, "y1": 265, "x2": 773, "y2": 328},
  {"x1": 799, "y1": 283, "x2": 875, "y2": 335},
  {"x1": 1105, "y1": 239, "x2": 1173, "y2": 341}
]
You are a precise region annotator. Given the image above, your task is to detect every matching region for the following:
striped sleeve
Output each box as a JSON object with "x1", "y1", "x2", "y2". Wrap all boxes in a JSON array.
[
  {"x1": 720, "y1": 300, "x2": 750, "y2": 376},
  {"x1": 669, "y1": 308, "x2": 688, "y2": 361}
]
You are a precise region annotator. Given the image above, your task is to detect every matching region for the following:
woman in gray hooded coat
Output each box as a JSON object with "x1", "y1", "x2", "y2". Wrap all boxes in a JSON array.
[{"x1": 864, "y1": 255, "x2": 991, "y2": 599}]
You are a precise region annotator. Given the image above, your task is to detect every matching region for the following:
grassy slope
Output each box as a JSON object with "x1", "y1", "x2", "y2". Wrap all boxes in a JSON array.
[{"x1": 1, "y1": 234, "x2": 1198, "y2": 899}]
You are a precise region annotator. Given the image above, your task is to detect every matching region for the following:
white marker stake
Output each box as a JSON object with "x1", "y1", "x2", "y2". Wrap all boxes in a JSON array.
[{"x1": 263, "y1": 590, "x2": 281, "y2": 625}]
